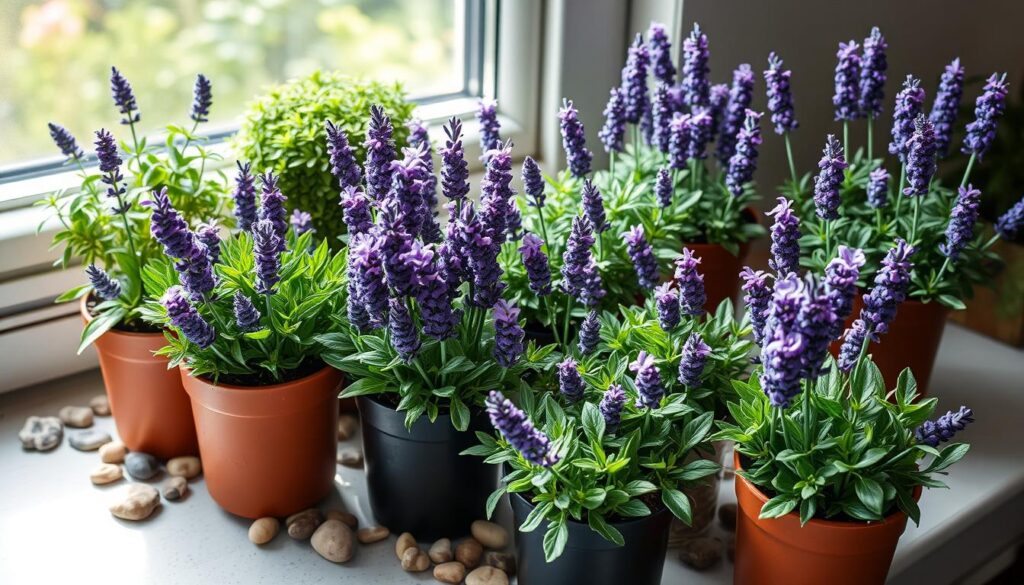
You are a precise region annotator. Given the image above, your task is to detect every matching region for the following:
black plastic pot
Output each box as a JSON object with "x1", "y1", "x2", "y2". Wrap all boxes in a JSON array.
[
  {"x1": 523, "y1": 319, "x2": 558, "y2": 346},
  {"x1": 358, "y1": 394, "x2": 498, "y2": 540},
  {"x1": 510, "y1": 491, "x2": 672, "y2": 585}
]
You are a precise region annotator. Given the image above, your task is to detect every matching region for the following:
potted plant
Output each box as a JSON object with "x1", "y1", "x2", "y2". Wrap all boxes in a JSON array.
[
  {"x1": 41, "y1": 68, "x2": 225, "y2": 458},
  {"x1": 140, "y1": 181, "x2": 346, "y2": 519},
  {"x1": 717, "y1": 257, "x2": 974, "y2": 584},
  {"x1": 319, "y1": 114, "x2": 552, "y2": 540}
]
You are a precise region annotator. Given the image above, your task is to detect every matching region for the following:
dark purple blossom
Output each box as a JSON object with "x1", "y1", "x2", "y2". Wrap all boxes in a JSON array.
[
  {"x1": 407, "y1": 121, "x2": 438, "y2": 212},
  {"x1": 519, "y1": 233, "x2": 552, "y2": 296},
  {"x1": 480, "y1": 142, "x2": 516, "y2": 245},
  {"x1": 147, "y1": 187, "x2": 196, "y2": 261},
  {"x1": 86, "y1": 265, "x2": 121, "y2": 300},
  {"x1": 941, "y1": 185, "x2": 982, "y2": 262},
  {"x1": 631, "y1": 351, "x2": 665, "y2": 409},
  {"x1": 916, "y1": 406, "x2": 974, "y2": 447},
  {"x1": 340, "y1": 186, "x2": 373, "y2": 236},
  {"x1": 558, "y1": 358, "x2": 585, "y2": 403},
  {"x1": 674, "y1": 248, "x2": 706, "y2": 316},
  {"x1": 559, "y1": 99, "x2": 593, "y2": 178},
  {"x1": 477, "y1": 99, "x2": 502, "y2": 155},
  {"x1": 620, "y1": 34, "x2": 650, "y2": 125},
  {"x1": 678, "y1": 333, "x2": 712, "y2": 387},
  {"x1": 578, "y1": 310, "x2": 601, "y2": 356},
  {"x1": 196, "y1": 222, "x2": 221, "y2": 264},
  {"x1": 858, "y1": 27, "x2": 888, "y2": 119},
  {"x1": 833, "y1": 41, "x2": 862, "y2": 121},
  {"x1": 686, "y1": 107, "x2": 713, "y2": 160},
  {"x1": 232, "y1": 161, "x2": 257, "y2": 232},
  {"x1": 94, "y1": 129, "x2": 127, "y2": 212},
  {"x1": 717, "y1": 64, "x2": 756, "y2": 165},
  {"x1": 668, "y1": 113, "x2": 692, "y2": 170},
  {"x1": 493, "y1": 300, "x2": 525, "y2": 367},
  {"x1": 581, "y1": 180, "x2": 607, "y2": 234},
  {"x1": 824, "y1": 246, "x2": 866, "y2": 341},
  {"x1": 996, "y1": 197, "x2": 1024, "y2": 241},
  {"x1": 363, "y1": 105, "x2": 396, "y2": 201},
  {"x1": 600, "y1": 385, "x2": 626, "y2": 433},
  {"x1": 560, "y1": 216, "x2": 598, "y2": 303},
  {"x1": 680, "y1": 23, "x2": 710, "y2": 107},
  {"x1": 163, "y1": 286, "x2": 215, "y2": 349},
  {"x1": 233, "y1": 292, "x2": 261, "y2": 331},
  {"x1": 387, "y1": 150, "x2": 428, "y2": 239},
  {"x1": 889, "y1": 76, "x2": 926, "y2": 163},
  {"x1": 867, "y1": 167, "x2": 890, "y2": 209},
  {"x1": 189, "y1": 74, "x2": 212, "y2": 123},
  {"x1": 813, "y1": 135, "x2": 847, "y2": 221},
  {"x1": 48, "y1": 123, "x2": 83, "y2": 160},
  {"x1": 577, "y1": 257, "x2": 606, "y2": 308},
  {"x1": 760, "y1": 275, "x2": 805, "y2": 407},
  {"x1": 440, "y1": 117, "x2": 470, "y2": 202},
  {"x1": 797, "y1": 276, "x2": 839, "y2": 379},
  {"x1": 379, "y1": 198, "x2": 415, "y2": 297},
  {"x1": 290, "y1": 209, "x2": 313, "y2": 236},
  {"x1": 740, "y1": 267, "x2": 772, "y2": 345},
  {"x1": 624, "y1": 225, "x2": 659, "y2": 290},
  {"x1": 903, "y1": 115, "x2": 938, "y2": 197},
  {"x1": 460, "y1": 202, "x2": 504, "y2": 309},
  {"x1": 708, "y1": 83, "x2": 730, "y2": 141},
  {"x1": 388, "y1": 297, "x2": 420, "y2": 362},
  {"x1": 486, "y1": 390, "x2": 559, "y2": 467},
  {"x1": 962, "y1": 73, "x2": 1009, "y2": 159},
  {"x1": 648, "y1": 22, "x2": 676, "y2": 85},
  {"x1": 599, "y1": 86, "x2": 627, "y2": 154},
  {"x1": 764, "y1": 53, "x2": 798, "y2": 135},
  {"x1": 655, "y1": 282, "x2": 681, "y2": 331},
  {"x1": 725, "y1": 110, "x2": 763, "y2": 197},
  {"x1": 522, "y1": 156, "x2": 545, "y2": 208},
  {"x1": 349, "y1": 232, "x2": 389, "y2": 328},
  {"x1": 109, "y1": 67, "x2": 139, "y2": 125},
  {"x1": 651, "y1": 83, "x2": 674, "y2": 153},
  {"x1": 258, "y1": 172, "x2": 288, "y2": 252},
  {"x1": 930, "y1": 59, "x2": 965, "y2": 157},
  {"x1": 404, "y1": 241, "x2": 458, "y2": 340},
  {"x1": 253, "y1": 219, "x2": 282, "y2": 295},
  {"x1": 655, "y1": 167, "x2": 673, "y2": 208},
  {"x1": 326, "y1": 120, "x2": 362, "y2": 191},
  {"x1": 767, "y1": 197, "x2": 801, "y2": 277}
]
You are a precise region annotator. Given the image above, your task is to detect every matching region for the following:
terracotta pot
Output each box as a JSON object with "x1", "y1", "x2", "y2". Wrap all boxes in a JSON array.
[
  {"x1": 734, "y1": 452, "x2": 917, "y2": 585},
  {"x1": 81, "y1": 297, "x2": 198, "y2": 459},
  {"x1": 669, "y1": 440, "x2": 725, "y2": 544},
  {"x1": 831, "y1": 293, "x2": 951, "y2": 395},
  {"x1": 181, "y1": 366, "x2": 341, "y2": 518},
  {"x1": 683, "y1": 208, "x2": 758, "y2": 313}
]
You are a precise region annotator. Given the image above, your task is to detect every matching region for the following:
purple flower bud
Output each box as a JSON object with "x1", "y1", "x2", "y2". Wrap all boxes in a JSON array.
[
  {"x1": 557, "y1": 358, "x2": 585, "y2": 403},
  {"x1": 388, "y1": 297, "x2": 420, "y2": 362},
  {"x1": 48, "y1": 123, "x2": 84, "y2": 160},
  {"x1": 560, "y1": 216, "x2": 603, "y2": 306},
  {"x1": 522, "y1": 156, "x2": 545, "y2": 208},
  {"x1": 962, "y1": 73, "x2": 1009, "y2": 159},
  {"x1": 258, "y1": 172, "x2": 288, "y2": 252},
  {"x1": 725, "y1": 110, "x2": 763, "y2": 197},
  {"x1": 767, "y1": 197, "x2": 801, "y2": 277},
  {"x1": 403, "y1": 241, "x2": 459, "y2": 340},
  {"x1": 916, "y1": 406, "x2": 974, "y2": 447},
  {"x1": 600, "y1": 384, "x2": 626, "y2": 433},
  {"x1": 797, "y1": 275, "x2": 840, "y2": 379},
  {"x1": 903, "y1": 115, "x2": 938, "y2": 197},
  {"x1": 253, "y1": 219, "x2": 282, "y2": 295},
  {"x1": 290, "y1": 209, "x2": 314, "y2": 236},
  {"x1": 559, "y1": 99, "x2": 593, "y2": 179},
  {"x1": 189, "y1": 74, "x2": 212, "y2": 123},
  {"x1": 340, "y1": 186, "x2": 373, "y2": 236},
  {"x1": 578, "y1": 310, "x2": 601, "y2": 356},
  {"x1": 493, "y1": 300, "x2": 525, "y2": 367},
  {"x1": 480, "y1": 142, "x2": 516, "y2": 245},
  {"x1": 196, "y1": 222, "x2": 221, "y2": 264},
  {"x1": 674, "y1": 248, "x2": 706, "y2": 316},
  {"x1": 364, "y1": 105, "x2": 396, "y2": 201},
  {"x1": 326, "y1": 120, "x2": 362, "y2": 192},
  {"x1": 760, "y1": 275, "x2": 805, "y2": 407},
  {"x1": 624, "y1": 225, "x2": 659, "y2": 290},
  {"x1": 941, "y1": 185, "x2": 982, "y2": 262},
  {"x1": 687, "y1": 107, "x2": 713, "y2": 160},
  {"x1": 232, "y1": 161, "x2": 257, "y2": 232},
  {"x1": 407, "y1": 122, "x2": 438, "y2": 213},
  {"x1": 477, "y1": 99, "x2": 502, "y2": 155},
  {"x1": 889, "y1": 76, "x2": 926, "y2": 163},
  {"x1": 460, "y1": 201, "x2": 504, "y2": 309},
  {"x1": 651, "y1": 83, "x2": 675, "y2": 153},
  {"x1": 680, "y1": 23, "x2": 711, "y2": 108},
  {"x1": 600, "y1": 87, "x2": 627, "y2": 154},
  {"x1": 740, "y1": 267, "x2": 772, "y2": 346},
  {"x1": 378, "y1": 198, "x2": 415, "y2": 297},
  {"x1": 486, "y1": 390, "x2": 559, "y2": 467},
  {"x1": 655, "y1": 167, "x2": 673, "y2": 208},
  {"x1": 94, "y1": 129, "x2": 126, "y2": 211},
  {"x1": 824, "y1": 246, "x2": 866, "y2": 341},
  {"x1": 147, "y1": 187, "x2": 195, "y2": 261},
  {"x1": 648, "y1": 22, "x2": 676, "y2": 85},
  {"x1": 996, "y1": 197, "x2": 1024, "y2": 241},
  {"x1": 813, "y1": 135, "x2": 847, "y2": 221},
  {"x1": 581, "y1": 180, "x2": 607, "y2": 234},
  {"x1": 109, "y1": 66, "x2": 140, "y2": 125},
  {"x1": 519, "y1": 233, "x2": 552, "y2": 296},
  {"x1": 233, "y1": 292, "x2": 261, "y2": 332},
  {"x1": 867, "y1": 167, "x2": 890, "y2": 209},
  {"x1": 655, "y1": 282, "x2": 681, "y2": 331},
  {"x1": 668, "y1": 112, "x2": 692, "y2": 170},
  {"x1": 349, "y1": 232, "x2": 389, "y2": 329},
  {"x1": 717, "y1": 64, "x2": 756, "y2": 165},
  {"x1": 833, "y1": 40, "x2": 862, "y2": 121},
  {"x1": 678, "y1": 333, "x2": 712, "y2": 387},
  {"x1": 387, "y1": 149, "x2": 428, "y2": 239},
  {"x1": 441, "y1": 117, "x2": 470, "y2": 202},
  {"x1": 858, "y1": 27, "x2": 888, "y2": 119},
  {"x1": 620, "y1": 34, "x2": 650, "y2": 125},
  {"x1": 86, "y1": 265, "x2": 121, "y2": 300},
  {"x1": 764, "y1": 53, "x2": 798, "y2": 135},
  {"x1": 163, "y1": 286, "x2": 215, "y2": 349},
  {"x1": 930, "y1": 59, "x2": 965, "y2": 157},
  {"x1": 708, "y1": 83, "x2": 730, "y2": 140},
  {"x1": 631, "y1": 351, "x2": 665, "y2": 409}
]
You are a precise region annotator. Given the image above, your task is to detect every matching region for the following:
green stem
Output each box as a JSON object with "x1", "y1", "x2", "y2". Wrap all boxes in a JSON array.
[
  {"x1": 934, "y1": 257, "x2": 952, "y2": 286},
  {"x1": 867, "y1": 115, "x2": 874, "y2": 162},
  {"x1": 981, "y1": 233, "x2": 1001, "y2": 251},
  {"x1": 543, "y1": 296, "x2": 562, "y2": 346},
  {"x1": 909, "y1": 196, "x2": 922, "y2": 244},
  {"x1": 843, "y1": 121, "x2": 849, "y2": 165},
  {"x1": 960, "y1": 152, "x2": 977, "y2": 189},
  {"x1": 633, "y1": 125, "x2": 641, "y2": 183},
  {"x1": 561, "y1": 294, "x2": 573, "y2": 352},
  {"x1": 801, "y1": 381, "x2": 811, "y2": 450},
  {"x1": 784, "y1": 133, "x2": 798, "y2": 198},
  {"x1": 893, "y1": 164, "x2": 907, "y2": 218},
  {"x1": 823, "y1": 220, "x2": 833, "y2": 262}
]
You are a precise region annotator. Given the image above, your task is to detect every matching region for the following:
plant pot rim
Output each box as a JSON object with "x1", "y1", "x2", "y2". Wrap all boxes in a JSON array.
[
  {"x1": 734, "y1": 451, "x2": 920, "y2": 530},
  {"x1": 181, "y1": 364, "x2": 340, "y2": 393},
  {"x1": 80, "y1": 294, "x2": 165, "y2": 339},
  {"x1": 507, "y1": 482, "x2": 672, "y2": 530}
]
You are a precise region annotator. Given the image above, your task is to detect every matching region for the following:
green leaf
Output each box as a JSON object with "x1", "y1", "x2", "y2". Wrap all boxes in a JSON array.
[
  {"x1": 542, "y1": 520, "x2": 569, "y2": 562},
  {"x1": 449, "y1": 396, "x2": 470, "y2": 432},
  {"x1": 855, "y1": 476, "x2": 884, "y2": 516},
  {"x1": 758, "y1": 495, "x2": 798, "y2": 519},
  {"x1": 78, "y1": 307, "x2": 127, "y2": 354},
  {"x1": 661, "y1": 488, "x2": 692, "y2": 525},
  {"x1": 339, "y1": 377, "x2": 388, "y2": 398},
  {"x1": 581, "y1": 488, "x2": 606, "y2": 510},
  {"x1": 485, "y1": 486, "x2": 506, "y2": 520},
  {"x1": 587, "y1": 512, "x2": 625, "y2": 546},
  {"x1": 674, "y1": 458, "x2": 720, "y2": 482},
  {"x1": 518, "y1": 501, "x2": 551, "y2": 533},
  {"x1": 614, "y1": 499, "x2": 651, "y2": 517},
  {"x1": 623, "y1": 479, "x2": 658, "y2": 496},
  {"x1": 581, "y1": 402, "x2": 605, "y2": 445}
]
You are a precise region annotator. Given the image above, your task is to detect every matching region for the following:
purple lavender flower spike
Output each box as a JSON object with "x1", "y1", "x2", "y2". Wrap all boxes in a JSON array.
[
  {"x1": 477, "y1": 99, "x2": 502, "y2": 155},
  {"x1": 196, "y1": 222, "x2": 221, "y2": 264},
  {"x1": 190, "y1": 74, "x2": 212, "y2": 123},
  {"x1": 253, "y1": 219, "x2": 282, "y2": 295},
  {"x1": 340, "y1": 186, "x2": 373, "y2": 236},
  {"x1": 764, "y1": 53, "x2": 798, "y2": 135},
  {"x1": 858, "y1": 27, "x2": 888, "y2": 119},
  {"x1": 578, "y1": 310, "x2": 601, "y2": 356},
  {"x1": 559, "y1": 99, "x2": 593, "y2": 178},
  {"x1": 441, "y1": 117, "x2": 470, "y2": 201},
  {"x1": 94, "y1": 129, "x2": 127, "y2": 212},
  {"x1": 519, "y1": 233, "x2": 552, "y2": 296},
  {"x1": 147, "y1": 187, "x2": 194, "y2": 261},
  {"x1": 493, "y1": 300, "x2": 525, "y2": 367},
  {"x1": 407, "y1": 121, "x2": 438, "y2": 212},
  {"x1": 379, "y1": 198, "x2": 415, "y2": 297},
  {"x1": 648, "y1": 22, "x2": 676, "y2": 85},
  {"x1": 364, "y1": 105, "x2": 396, "y2": 201},
  {"x1": 903, "y1": 115, "x2": 938, "y2": 197},
  {"x1": 813, "y1": 135, "x2": 847, "y2": 221},
  {"x1": 486, "y1": 391, "x2": 559, "y2": 467},
  {"x1": 680, "y1": 23, "x2": 710, "y2": 107},
  {"x1": 326, "y1": 120, "x2": 362, "y2": 191},
  {"x1": 620, "y1": 34, "x2": 650, "y2": 125},
  {"x1": 388, "y1": 297, "x2": 420, "y2": 362},
  {"x1": 651, "y1": 83, "x2": 675, "y2": 153},
  {"x1": 624, "y1": 225, "x2": 659, "y2": 290},
  {"x1": 631, "y1": 351, "x2": 665, "y2": 409},
  {"x1": 916, "y1": 406, "x2": 974, "y2": 447},
  {"x1": 347, "y1": 293, "x2": 371, "y2": 334},
  {"x1": 708, "y1": 83, "x2": 730, "y2": 141},
  {"x1": 941, "y1": 185, "x2": 982, "y2": 262},
  {"x1": 962, "y1": 73, "x2": 1010, "y2": 159},
  {"x1": 233, "y1": 161, "x2": 257, "y2": 232},
  {"x1": 581, "y1": 180, "x2": 608, "y2": 234},
  {"x1": 86, "y1": 265, "x2": 121, "y2": 300},
  {"x1": 579, "y1": 257, "x2": 606, "y2": 308},
  {"x1": 290, "y1": 209, "x2": 314, "y2": 236},
  {"x1": 833, "y1": 40, "x2": 862, "y2": 121},
  {"x1": 678, "y1": 333, "x2": 712, "y2": 387},
  {"x1": 349, "y1": 232, "x2": 389, "y2": 328},
  {"x1": 740, "y1": 267, "x2": 772, "y2": 346},
  {"x1": 760, "y1": 275, "x2": 805, "y2": 407},
  {"x1": 48, "y1": 123, "x2": 84, "y2": 160},
  {"x1": 600, "y1": 87, "x2": 627, "y2": 154},
  {"x1": 674, "y1": 248, "x2": 706, "y2": 316},
  {"x1": 387, "y1": 150, "x2": 428, "y2": 239},
  {"x1": 109, "y1": 66, "x2": 139, "y2": 125},
  {"x1": 996, "y1": 197, "x2": 1024, "y2": 241},
  {"x1": 558, "y1": 358, "x2": 585, "y2": 403},
  {"x1": 889, "y1": 76, "x2": 926, "y2": 163},
  {"x1": 687, "y1": 107, "x2": 713, "y2": 160},
  {"x1": 655, "y1": 167, "x2": 673, "y2": 208},
  {"x1": 233, "y1": 292, "x2": 261, "y2": 331},
  {"x1": 725, "y1": 110, "x2": 763, "y2": 197},
  {"x1": 824, "y1": 245, "x2": 866, "y2": 341},
  {"x1": 461, "y1": 202, "x2": 504, "y2": 309},
  {"x1": 404, "y1": 241, "x2": 458, "y2": 340},
  {"x1": 655, "y1": 282, "x2": 681, "y2": 331},
  {"x1": 517, "y1": 157, "x2": 544, "y2": 210},
  {"x1": 930, "y1": 59, "x2": 965, "y2": 157},
  {"x1": 717, "y1": 64, "x2": 756, "y2": 165},
  {"x1": 560, "y1": 215, "x2": 596, "y2": 301},
  {"x1": 600, "y1": 385, "x2": 626, "y2": 433},
  {"x1": 766, "y1": 197, "x2": 801, "y2": 277},
  {"x1": 258, "y1": 172, "x2": 288, "y2": 252},
  {"x1": 797, "y1": 275, "x2": 839, "y2": 379},
  {"x1": 163, "y1": 286, "x2": 215, "y2": 349},
  {"x1": 668, "y1": 113, "x2": 692, "y2": 170},
  {"x1": 867, "y1": 167, "x2": 890, "y2": 209},
  {"x1": 480, "y1": 141, "x2": 516, "y2": 245}
]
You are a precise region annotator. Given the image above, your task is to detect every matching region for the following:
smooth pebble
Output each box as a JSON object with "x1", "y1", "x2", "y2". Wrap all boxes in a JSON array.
[
  {"x1": 109, "y1": 484, "x2": 160, "y2": 521},
  {"x1": 484, "y1": 551, "x2": 516, "y2": 575},
  {"x1": 69, "y1": 429, "x2": 111, "y2": 451},
  {"x1": 286, "y1": 508, "x2": 322, "y2": 540},
  {"x1": 337, "y1": 414, "x2": 358, "y2": 440},
  {"x1": 395, "y1": 532, "x2": 417, "y2": 560},
  {"x1": 466, "y1": 566, "x2": 509, "y2": 585},
  {"x1": 400, "y1": 547, "x2": 430, "y2": 572},
  {"x1": 428, "y1": 537, "x2": 453, "y2": 563},
  {"x1": 336, "y1": 448, "x2": 363, "y2": 468},
  {"x1": 356, "y1": 526, "x2": 389, "y2": 544},
  {"x1": 249, "y1": 517, "x2": 279, "y2": 545},
  {"x1": 471, "y1": 519, "x2": 509, "y2": 549},
  {"x1": 166, "y1": 456, "x2": 201, "y2": 479},
  {"x1": 89, "y1": 395, "x2": 111, "y2": 416},
  {"x1": 90, "y1": 463, "x2": 123, "y2": 485},
  {"x1": 18, "y1": 416, "x2": 63, "y2": 451},
  {"x1": 124, "y1": 452, "x2": 159, "y2": 479},
  {"x1": 99, "y1": 441, "x2": 126, "y2": 464},
  {"x1": 311, "y1": 519, "x2": 354, "y2": 563},
  {"x1": 456, "y1": 538, "x2": 483, "y2": 569},
  {"x1": 325, "y1": 509, "x2": 358, "y2": 529},
  {"x1": 59, "y1": 405, "x2": 94, "y2": 428},
  {"x1": 433, "y1": 561, "x2": 467, "y2": 583},
  {"x1": 162, "y1": 476, "x2": 188, "y2": 500}
]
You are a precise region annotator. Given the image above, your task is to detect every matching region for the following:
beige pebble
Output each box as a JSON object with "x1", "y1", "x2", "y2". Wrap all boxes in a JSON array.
[
  {"x1": 357, "y1": 526, "x2": 390, "y2": 544},
  {"x1": 248, "y1": 517, "x2": 280, "y2": 545},
  {"x1": 337, "y1": 414, "x2": 358, "y2": 440},
  {"x1": 428, "y1": 537, "x2": 453, "y2": 563},
  {"x1": 59, "y1": 405, "x2": 93, "y2": 428},
  {"x1": 162, "y1": 476, "x2": 188, "y2": 501},
  {"x1": 90, "y1": 463, "x2": 123, "y2": 485},
  {"x1": 286, "y1": 509, "x2": 322, "y2": 540},
  {"x1": 456, "y1": 538, "x2": 483, "y2": 569},
  {"x1": 166, "y1": 456, "x2": 202, "y2": 479},
  {"x1": 400, "y1": 546, "x2": 430, "y2": 572},
  {"x1": 99, "y1": 441, "x2": 126, "y2": 464},
  {"x1": 109, "y1": 484, "x2": 159, "y2": 521},
  {"x1": 484, "y1": 551, "x2": 516, "y2": 575},
  {"x1": 311, "y1": 519, "x2": 355, "y2": 563},
  {"x1": 395, "y1": 532, "x2": 417, "y2": 560},
  {"x1": 325, "y1": 509, "x2": 358, "y2": 529},
  {"x1": 471, "y1": 519, "x2": 509, "y2": 549},
  {"x1": 678, "y1": 536, "x2": 723, "y2": 570},
  {"x1": 466, "y1": 566, "x2": 509, "y2": 585},
  {"x1": 336, "y1": 448, "x2": 363, "y2": 468},
  {"x1": 89, "y1": 395, "x2": 111, "y2": 416},
  {"x1": 433, "y1": 561, "x2": 467, "y2": 583}
]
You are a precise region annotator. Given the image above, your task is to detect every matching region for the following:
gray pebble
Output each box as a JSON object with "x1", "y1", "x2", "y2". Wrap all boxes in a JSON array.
[
  {"x1": 124, "y1": 452, "x2": 160, "y2": 479},
  {"x1": 19, "y1": 416, "x2": 63, "y2": 451},
  {"x1": 69, "y1": 429, "x2": 111, "y2": 451}
]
